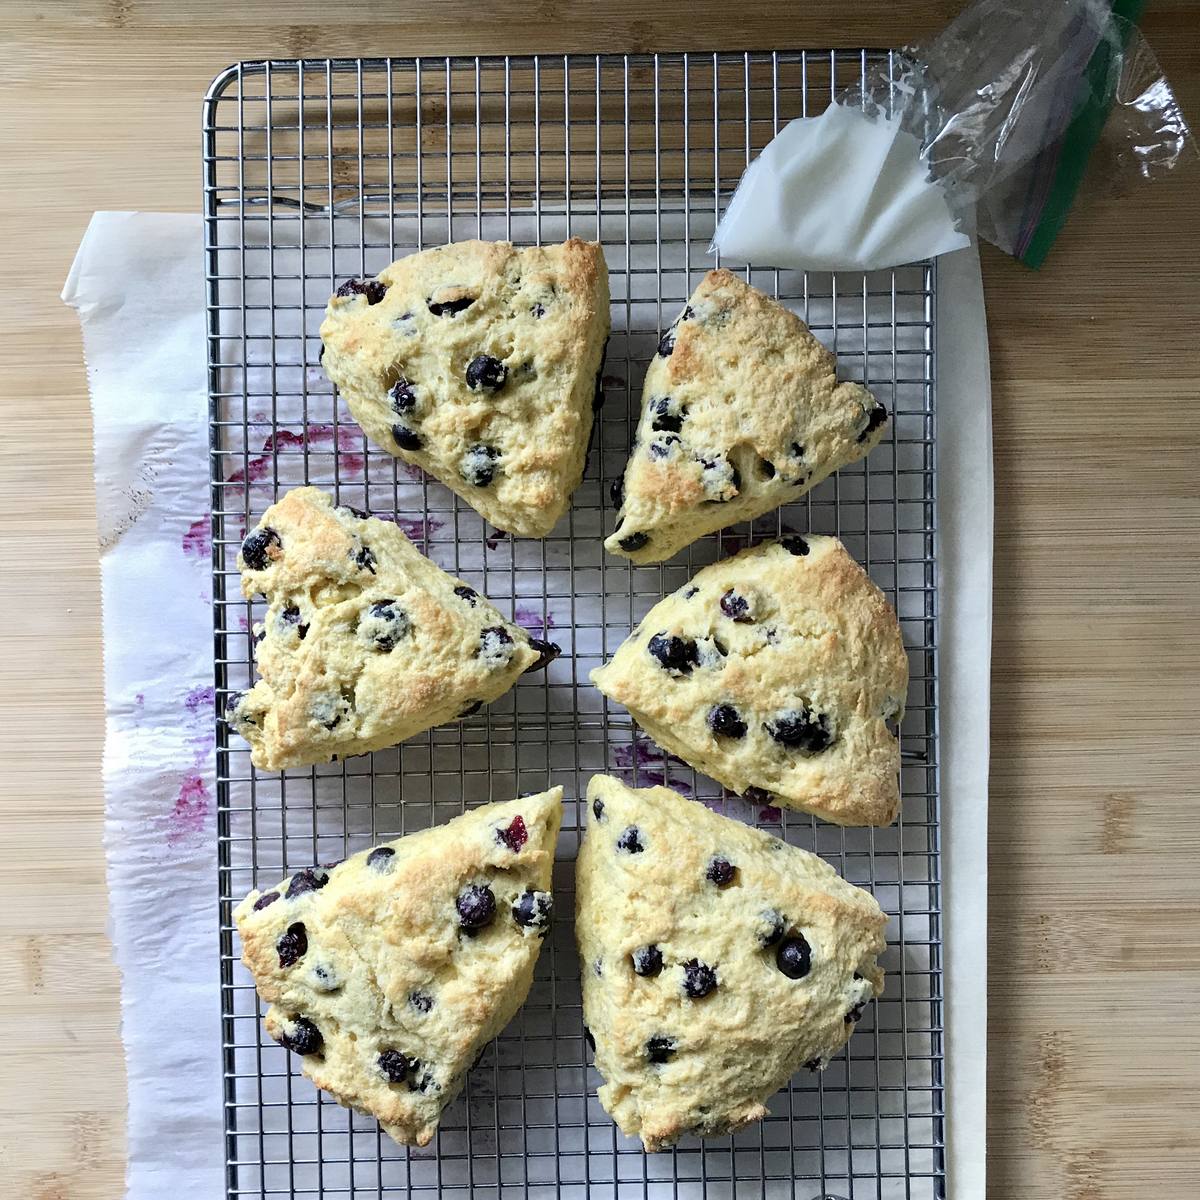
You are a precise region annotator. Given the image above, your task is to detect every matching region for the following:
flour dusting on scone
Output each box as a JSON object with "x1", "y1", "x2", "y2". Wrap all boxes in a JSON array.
[
  {"x1": 576, "y1": 775, "x2": 886, "y2": 1151},
  {"x1": 320, "y1": 239, "x2": 610, "y2": 538},
  {"x1": 234, "y1": 789, "x2": 562, "y2": 1146},
  {"x1": 605, "y1": 269, "x2": 888, "y2": 562},
  {"x1": 591, "y1": 536, "x2": 907, "y2": 826},
  {"x1": 225, "y1": 486, "x2": 557, "y2": 771}
]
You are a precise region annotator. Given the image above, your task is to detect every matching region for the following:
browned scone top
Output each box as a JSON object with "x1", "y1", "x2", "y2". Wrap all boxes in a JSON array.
[
  {"x1": 226, "y1": 486, "x2": 553, "y2": 771},
  {"x1": 320, "y1": 238, "x2": 611, "y2": 538},
  {"x1": 235, "y1": 788, "x2": 563, "y2": 1147},
  {"x1": 591, "y1": 535, "x2": 908, "y2": 826},
  {"x1": 606, "y1": 269, "x2": 887, "y2": 563},
  {"x1": 576, "y1": 775, "x2": 886, "y2": 1151}
]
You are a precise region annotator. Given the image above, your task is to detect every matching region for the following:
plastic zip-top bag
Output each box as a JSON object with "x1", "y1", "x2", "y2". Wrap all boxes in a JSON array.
[{"x1": 711, "y1": 0, "x2": 1195, "y2": 271}]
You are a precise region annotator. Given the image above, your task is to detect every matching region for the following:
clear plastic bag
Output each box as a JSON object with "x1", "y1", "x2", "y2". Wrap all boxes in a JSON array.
[
  {"x1": 711, "y1": 0, "x2": 1196, "y2": 271},
  {"x1": 846, "y1": 0, "x2": 1196, "y2": 266}
]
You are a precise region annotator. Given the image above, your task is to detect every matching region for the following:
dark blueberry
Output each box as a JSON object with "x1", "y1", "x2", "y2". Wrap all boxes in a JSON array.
[
  {"x1": 276, "y1": 922, "x2": 308, "y2": 968},
  {"x1": 392, "y1": 423, "x2": 422, "y2": 451},
  {"x1": 524, "y1": 638, "x2": 561, "y2": 673},
  {"x1": 584, "y1": 1026, "x2": 596, "y2": 1051},
  {"x1": 278, "y1": 1015, "x2": 323, "y2": 1056},
  {"x1": 336, "y1": 278, "x2": 387, "y2": 304},
  {"x1": 592, "y1": 797, "x2": 605, "y2": 821},
  {"x1": 742, "y1": 785, "x2": 773, "y2": 805},
  {"x1": 803, "y1": 1057, "x2": 823, "y2": 1071},
  {"x1": 286, "y1": 868, "x2": 329, "y2": 899},
  {"x1": 776, "y1": 934, "x2": 813, "y2": 980},
  {"x1": 512, "y1": 889, "x2": 553, "y2": 932},
  {"x1": 278, "y1": 605, "x2": 309, "y2": 640},
  {"x1": 707, "y1": 703, "x2": 747, "y2": 740},
  {"x1": 363, "y1": 599, "x2": 410, "y2": 651},
  {"x1": 683, "y1": 586, "x2": 699, "y2": 599},
  {"x1": 338, "y1": 504, "x2": 370, "y2": 520},
  {"x1": 410, "y1": 991, "x2": 433, "y2": 1014},
  {"x1": 389, "y1": 377, "x2": 417, "y2": 414},
  {"x1": 631, "y1": 945, "x2": 664, "y2": 977},
  {"x1": 253, "y1": 890, "x2": 280, "y2": 911},
  {"x1": 609, "y1": 475, "x2": 624, "y2": 509},
  {"x1": 648, "y1": 434, "x2": 680, "y2": 460},
  {"x1": 857, "y1": 403, "x2": 888, "y2": 442},
  {"x1": 531, "y1": 302, "x2": 546, "y2": 318},
  {"x1": 378, "y1": 1048, "x2": 414, "y2": 1083},
  {"x1": 309, "y1": 963, "x2": 341, "y2": 992},
  {"x1": 618, "y1": 531, "x2": 649, "y2": 552},
  {"x1": 790, "y1": 442, "x2": 805, "y2": 460},
  {"x1": 460, "y1": 442, "x2": 499, "y2": 486},
  {"x1": 478, "y1": 625, "x2": 514, "y2": 667},
  {"x1": 593, "y1": 958, "x2": 604, "y2": 977},
  {"x1": 706, "y1": 857, "x2": 736, "y2": 887},
  {"x1": 253, "y1": 629, "x2": 266, "y2": 646},
  {"x1": 366, "y1": 846, "x2": 396, "y2": 872},
  {"x1": 457, "y1": 699, "x2": 483, "y2": 718},
  {"x1": 845, "y1": 1000, "x2": 868, "y2": 1024},
  {"x1": 616, "y1": 825, "x2": 644, "y2": 854},
  {"x1": 758, "y1": 457, "x2": 776, "y2": 479},
  {"x1": 656, "y1": 329, "x2": 676, "y2": 357},
  {"x1": 411, "y1": 1068, "x2": 437, "y2": 1093},
  {"x1": 682, "y1": 959, "x2": 718, "y2": 998},
  {"x1": 647, "y1": 632, "x2": 698, "y2": 675},
  {"x1": 354, "y1": 544, "x2": 377, "y2": 573},
  {"x1": 427, "y1": 294, "x2": 475, "y2": 317},
  {"x1": 496, "y1": 815, "x2": 528, "y2": 853},
  {"x1": 757, "y1": 909, "x2": 787, "y2": 948},
  {"x1": 765, "y1": 708, "x2": 834, "y2": 754},
  {"x1": 719, "y1": 589, "x2": 752, "y2": 622},
  {"x1": 465, "y1": 354, "x2": 508, "y2": 392},
  {"x1": 241, "y1": 526, "x2": 281, "y2": 571},
  {"x1": 681, "y1": 305, "x2": 695, "y2": 320},
  {"x1": 454, "y1": 585, "x2": 478, "y2": 606},
  {"x1": 646, "y1": 1035, "x2": 677, "y2": 1064},
  {"x1": 456, "y1": 883, "x2": 496, "y2": 931},
  {"x1": 780, "y1": 535, "x2": 810, "y2": 557},
  {"x1": 649, "y1": 396, "x2": 684, "y2": 434}
]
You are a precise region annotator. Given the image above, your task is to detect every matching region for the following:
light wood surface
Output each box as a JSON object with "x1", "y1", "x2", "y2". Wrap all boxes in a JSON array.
[{"x1": 1, "y1": 2, "x2": 1196, "y2": 1197}]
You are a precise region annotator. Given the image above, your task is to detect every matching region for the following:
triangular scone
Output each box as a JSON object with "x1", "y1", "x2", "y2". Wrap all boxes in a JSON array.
[
  {"x1": 577, "y1": 775, "x2": 886, "y2": 1151},
  {"x1": 234, "y1": 788, "x2": 563, "y2": 1147},
  {"x1": 591, "y1": 536, "x2": 907, "y2": 826},
  {"x1": 605, "y1": 269, "x2": 888, "y2": 563},
  {"x1": 320, "y1": 239, "x2": 610, "y2": 538},
  {"x1": 225, "y1": 487, "x2": 557, "y2": 771}
]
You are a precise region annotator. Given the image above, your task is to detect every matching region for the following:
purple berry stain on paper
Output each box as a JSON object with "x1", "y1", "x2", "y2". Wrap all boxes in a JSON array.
[
  {"x1": 182, "y1": 518, "x2": 211, "y2": 560},
  {"x1": 515, "y1": 606, "x2": 556, "y2": 638},
  {"x1": 396, "y1": 516, "x2": 443, "y2": 549},
  {"x1": 167, "y1": 774, "x2": 211, "y2": 846},
  {"x1": 612, "y1": 736, "x2": 693, "y2": 796},
  {"x1": 185, "y1": 685, "x2": 215, "y2": 715},
  {"x1": 759, "y1": 804, "x2": 783, "y2": 822},
  {"x1": 485, "y1": 529, "x2": 509, "y2": 552}
]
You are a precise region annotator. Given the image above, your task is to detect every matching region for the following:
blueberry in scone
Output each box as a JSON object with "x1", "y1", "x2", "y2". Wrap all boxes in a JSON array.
[
  {"x1": 576, "y1": 775, "x2": 886, "y2": 1152},
  {"x1": 234, "y1": 788, "x2": 563, "y2": 1148},
  {"x1": 590, "y1": 536, "x2": 907, "y2": 826},
  {"x1": 225, "y1": 486, "x2": 559, "y2": 771},
  {"x1": 320, "y1": 239, "x2": 611, "y2": 538},
  {"x1": 604, "y1": 269, "x2": 889, "y2": 563}
]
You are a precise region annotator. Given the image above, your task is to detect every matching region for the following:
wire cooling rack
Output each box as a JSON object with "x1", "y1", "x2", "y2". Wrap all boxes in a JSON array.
[{"x1": 203, "y1": 51, "x2": 943, "y2": 1200}]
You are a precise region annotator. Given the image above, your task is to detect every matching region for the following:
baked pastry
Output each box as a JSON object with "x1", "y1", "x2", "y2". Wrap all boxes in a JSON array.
[
  {"x1": 576, "y1": 774, "x2": 886, "y2": 1151},
  {"x1": 319, "y1": 239, "x2": 611, "y2": 538},
  {"x1": 225, "y1": 486, "x2": 557, "y2": 771},
  {"x1": 234, "y1": 787, "x2": 563, "y2": 1147},
  {"x1": 605, "y1": 269, "x2": 888, "y2": 563},
  {"x1": 590, "y1": 535, "x2": 907, "y2": 826}
]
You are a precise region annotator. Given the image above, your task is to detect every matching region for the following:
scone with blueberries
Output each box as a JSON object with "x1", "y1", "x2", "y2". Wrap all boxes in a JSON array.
[
  {"x1": 235, "y1": 789, "x2": 562, "y2": 1147},
  {"x1": 225, "y1": 486, "x2": 557, "y2": 771},
  {"x1": 591, "y1": 535, "x2": 907, "y2": 826},
  {"x1": 320, "y1": 239, "x2": 610, "y2": 538},
  {"x1": 605, "y1": 269, "x2": 888, "y2": 563},
  {"x1": 576, "y1": 774, "x2": 886, "y2": 1152}
]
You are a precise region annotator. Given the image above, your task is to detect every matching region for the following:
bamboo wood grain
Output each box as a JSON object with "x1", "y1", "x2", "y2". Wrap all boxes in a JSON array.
[{"x1": 0, "y1": 3, "x2": 1196, "y2": 1197}]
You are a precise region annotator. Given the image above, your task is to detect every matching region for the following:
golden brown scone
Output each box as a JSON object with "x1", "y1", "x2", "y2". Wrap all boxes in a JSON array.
[
  {"x1": 591, "y1": 536, "x2": 907, "y2": 826},
  {"x1": 605, "y1": 269, "x2": 887, "y2": 563},
  {"x1": 577, "y1": 775, "x2": 886, "y2": 1151},
  {"x1": 234, "y1": 788, "x2": 562, "y2": 1147},
  {"x1": 319, "y1": 239, "x2": 611, "y2": 538},
  {"x1": 225, "y1": 486, "x2": 557, "y2": 771}
]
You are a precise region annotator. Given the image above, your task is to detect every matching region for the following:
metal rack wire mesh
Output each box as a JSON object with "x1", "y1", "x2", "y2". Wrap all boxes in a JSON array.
[{"x1": 203, "y1": 51, "x2": 943, "y2": 1200}]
